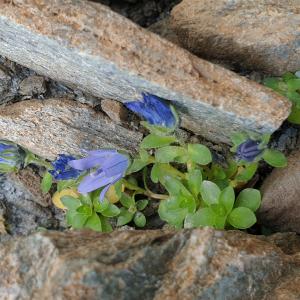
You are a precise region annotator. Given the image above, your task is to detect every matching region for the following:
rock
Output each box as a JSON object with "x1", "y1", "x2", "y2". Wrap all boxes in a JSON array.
[
  {"x1": 259, "y1": 149, "x2": 300, "y2": 233},
  {"x1": 0, "y1": 68, "x2": 10, "y2": 95},
  {"x1": 0, "y1": 99, "x2": 142, "y2": 160},
  {"x1": 0, "y1": 173, "x2": 63, "y2": 236},
  {"x1": 148, "y1": 17, "x2": 180, "y2": 45},
  {"x1": 0, "y1": 228, "x2": 299, "y2": 299},
  {"x1": 170, "y1": 0, "x2": 300, "y2": 75},
  {"x1": 101, "y1": 98, "x2": 128, "y2": 124},
  {"x1": 0, "y1": 0, "x2": 291, "y2": 143},
  {"x1": 19, "y1": 75, "x2": 46, "y2": 96},
  {"x1": 9, "y1": 168, "x2": 52, "y2": 208}
]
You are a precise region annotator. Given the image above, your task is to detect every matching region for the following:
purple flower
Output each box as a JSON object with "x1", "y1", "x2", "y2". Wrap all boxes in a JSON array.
[
  {"x1": 49, "y1": 154, "x2": 82, "y2": 180},
  {"x1": 236, "y1": 139, "x2": 263, "y2": 162},
  {"x1": 125, "y1": 93, "x2": 176, "y2": 128},
  {"x1": 68, "y1": 150, "x2": 129, "y2": 202}
]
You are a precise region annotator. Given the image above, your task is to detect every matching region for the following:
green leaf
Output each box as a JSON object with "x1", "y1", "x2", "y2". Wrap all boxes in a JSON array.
[
  {"x1": 61, "y1": 196, "x2": 81, "y2": 211},
  {"x1": 120, "y1": 193, "x2": 135, "y2": 209},
  {"x1": 140, "y1": 121, "x2": 175, "y2": 136},
  {"x1": 219, "y1": 186, "x2": 235, "y2": 214},
  {"x1": 76, "y1": 205, "x2": 93, "y2": 216},
  {"x1": 71, "y1": 213, "x2": 89, "y2": 229},
  {"x1": 84, "y1": 212, "x2": 102, "y2": 231},
  {"x1": 236, "y1": 188, "x2": 261, "y2": 212},
  {"x1": 187, "y1": 144, "x2": 212, "y2": 165},
  {"x1": 155, "y1": 146, "x2": 187, "y2": 163},
  {"x1": 235, "y1": 163, "x2": 258, "y2": 182},
  {"x1": 200, "y1": 180, "x2": 220, "y2": 205},
  {"x1": 150, "y1": 163, "x2": 160, "y2": 183},
  {"x1": 227, "y1": 207, "x2": 257, "y2": 229},
  {"x1": 211, "y1": 164, "x2": 226, "y2": 180},
  {"x1": 225, "y1": 160, "x2": 238, "y2": 178},
  {"x1": 287, "y1": 79, "x2": 300, "y2": 91},
  {"x1": 184, "y1": 208, "x2": 215, "y2": 228},
  {"x1": 117, "y1": 207, "x2": 135, "y2": 226},
  {"x1": 127, "y1": 158, "x2": 150, "y2": 174},
  {"x1": 283, "y1": 72, "x2": 297, "y2": 82},
  {"x1": 288, "y1": 105, "x2": 300, "y2": 124},
  {"x1": 140, "y1": 134, "x2": 177, "y2": 149},
  {"x1": 186, "y1": 168, "x2": 202, "y2": 197},
  {"x1": 101, "y1": 203, "x2": 120, "y2": 217},
  {"x1": 100, "y1": 216, "x2": 113, "y2": 232},
  {"x1": 158, "y1": 197, "x2": 188, "y2": 228},
  {"x1": 133, "y1": 212, "x2": 146, "y2": 227},
  {"x1": 230, "y1": 132, "x2": 248, "y2": 150},
  {"x1": 262, "y1": 149, "x2": 287, "y2": 168},
  {"x1": 210, "y1": 204, "x2": 226, "y2": 217},
  {"x1": 41, "y1": 172, "x2": 52, "y2": 193},
  {"x1": 136, "y1": 199, "x2": 149, "y2": 211},
  {"x1": 57, "y1": 179, "x2": 76, "y2": 192},
  {"x1": 263, "y1": 77, "x2": 281, "y2": 91}
]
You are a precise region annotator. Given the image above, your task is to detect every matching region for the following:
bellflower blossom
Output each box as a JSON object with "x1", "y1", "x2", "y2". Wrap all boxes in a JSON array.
[
  {"x1": 236, "y1": 139, "x2": 263, "y2": 162},
  {"x1": 125, "y1": 93, "x2": 176, "y2": 128},
  {"x1": 0, "y1": 142, "x2": 22, "y2": 172},
  {"x1": 68, "y1": 150, "x2": 129, "y2": 202},
  {"x1": 49, "y1": 154, "x2": 82, "y2": 180}
]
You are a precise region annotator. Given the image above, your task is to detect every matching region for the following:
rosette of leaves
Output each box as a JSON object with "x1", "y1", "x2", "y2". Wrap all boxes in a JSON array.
[
  {"x1": 185, "y1": 184, "x2": 261, "y2": 230},
  {"x1": 226, "y1": 132, "x2": 287, "y2": 187},
  {"x1": 264, "y1": 72, "x2": 300, "y2": 124}
]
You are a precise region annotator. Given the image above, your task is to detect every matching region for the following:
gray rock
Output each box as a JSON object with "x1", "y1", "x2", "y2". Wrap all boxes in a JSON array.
[
  {"x1": 0, "y1": 172, "x2": 64, "y2": 236},
  {"x1": 0, "y1": 228, "x2": 299, "y2": 299},
  {"x1": 19, "y1": 75, "x2": 46, "y2": 96},
  {"x1": 0, "y1": 0, "x2": 290, "y2": 143},
  {"x1": 259, "y1": 149, "x2": 300, "y2": 233},
  {"x1": 171, "y1": 0, "x2": 300, "y2": 75},
  {"x1": 0, "y1": 98, "x2": 142, "y2": 160}
]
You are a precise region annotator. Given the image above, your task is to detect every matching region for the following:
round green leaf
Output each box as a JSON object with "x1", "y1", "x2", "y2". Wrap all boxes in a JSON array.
[
  {"x1": 262, "y1": 149, "x2": 287, "y2": 168},
  {"x1": 134, "y1": 212, "x2": 146, "y2": 228},
  {"x1": 84, "y1": 212, "x2": 102, "y2": 232},
  {"x1": 236, "y1": 188, "x2": 261, "y2": 212},
  {"x1": 117, "y1": 207, "x2": 134, "y2": 226},
  {"x1": 140, "y1": 134, "x2": 177, "y2": 149},
  {"x1": 155, "y1": 146, "x2": 187, "y2": 163},
  {"x1": 200, "y1": 180, "x2": 220, "y2": 205},
  {"x1": 227, "y1": 207, "x2": 257, "y2": 229},
  {"x1": 187, "y1": 144, "x2": 212, "y2": 165},
  {"x1": 219, "y1": 186, "x2": 235, "y2": 214},
  {"x1": 184, "y1": 208, "x2": 215, "y2": 228}
]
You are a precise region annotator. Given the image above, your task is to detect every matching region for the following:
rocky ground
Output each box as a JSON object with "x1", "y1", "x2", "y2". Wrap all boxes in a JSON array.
[{"x1": 0, "y1": 0, "x2": 299, "y2": 299}]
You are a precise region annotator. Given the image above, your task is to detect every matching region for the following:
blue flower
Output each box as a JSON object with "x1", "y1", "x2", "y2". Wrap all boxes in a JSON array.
[
  {"x1": 68, "y1": 150, "x2": 129, "y2": 202},
  {"x1": 236, "y1": 139, "x2": 263, "y2": 162},
  {"x1": 0, "y1": 141, "x2": 22, "y2": 173},
  {"x1": 49, "y1": 154, "x2": 82, "y2": 180},
  {"x1": 125, "y1": 93, "x2": 176, "y2": 128}
]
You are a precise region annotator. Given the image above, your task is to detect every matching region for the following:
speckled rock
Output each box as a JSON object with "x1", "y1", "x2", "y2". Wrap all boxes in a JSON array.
[
  {"x1": 0, "y1": 228, "x2": 299, "y2": 299},
  {"x1": 19, "y1": 75, "x2": 46, "y2": 96},
  {"x1": 0, "y1": 171, "x2": 63, "y2": 236},
  {"x1": 171, "y1": 0, "x2": 300, "y2": 75},
  {"x1": 0, "y1": 0, "x2": 291, "y2": 143},
  {"x1": 0, "y1": 98, "x2": 142, "y2": 160},
  {"x1": 259, "y1": 149, "x2": 300, "y2": 233},
  {"x1": 101, "y1": 98, "x2": 128, "y2": 124}
]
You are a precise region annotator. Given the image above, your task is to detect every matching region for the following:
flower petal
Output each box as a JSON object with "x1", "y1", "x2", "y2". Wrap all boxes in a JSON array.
[{"x1": 78, "y1": 172, "x2": 115, "y2": 193}]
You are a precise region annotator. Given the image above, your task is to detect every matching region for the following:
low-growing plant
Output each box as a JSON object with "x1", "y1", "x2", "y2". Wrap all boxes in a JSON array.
[
  {"x1": 0, "y1": 93, "x2": 288, "y2": 232},
  {"x1": 264, "y1": 71, "x2": 300, "y2": 124}
]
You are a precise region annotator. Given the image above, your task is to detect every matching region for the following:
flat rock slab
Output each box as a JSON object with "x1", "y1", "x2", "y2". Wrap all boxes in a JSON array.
[
  {"x1": 0, "y1": 228, "x2": 299, "y2": 299},
  {"x1": 259, "y1": 149, "x2": 300, "y2": 233},
  {"x1": 0, "y1": 0, "x2": 291, "y2": 143},
  {"x1": 0, "y1": 99, "x2": 142, "y2": 159},
  {"x1": 171, "y1": 0, "x2": 300, "y2": 75}
]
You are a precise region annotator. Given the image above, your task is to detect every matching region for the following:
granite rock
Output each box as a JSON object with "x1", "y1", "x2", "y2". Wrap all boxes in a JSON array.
[{"x1": 171, "y1": 0, "x2": 300, "y2": 75}]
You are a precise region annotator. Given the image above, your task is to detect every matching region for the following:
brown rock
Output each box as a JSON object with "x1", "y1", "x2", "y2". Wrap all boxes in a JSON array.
[
  {"x1": 0, "y1": 228, "x2": 299, "y2": 299},
  {"x1": 171, "y1": 0, "x2": 300, "y2": 75},
  {"x1": 0, "y1": 0, "x2": 291, "y2": 143},
  {"x1": 259, "y1": 150, "x2": 300, "y2": 233},
  {"x1": 9, "y1": 168, "x2": 52, "y2": 207},
  {"x1": 0, "y1": 99, "x2": 142, "y2": 160},
  {"x1": 19, "y1": 75, "x2": 46, "y2": 96},
  {"x1": 101, "y1": 98, "x2": 128, "y2": 124}
]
